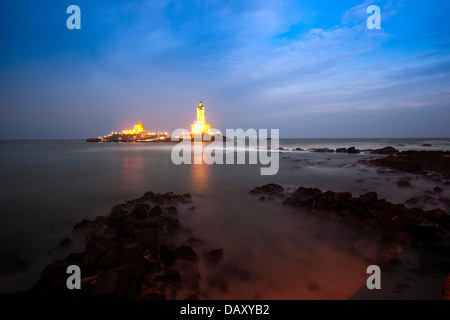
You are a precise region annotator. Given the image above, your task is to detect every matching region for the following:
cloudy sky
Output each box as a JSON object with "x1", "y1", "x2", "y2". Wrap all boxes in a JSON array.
[{"x1": 1, "y1": 0, "x2": 449, "y2": 139}]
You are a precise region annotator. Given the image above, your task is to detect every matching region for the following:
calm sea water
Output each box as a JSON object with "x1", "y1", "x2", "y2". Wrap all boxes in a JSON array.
[{"x1": 1, "y1": 138, "x2": 449, "y2": 298}]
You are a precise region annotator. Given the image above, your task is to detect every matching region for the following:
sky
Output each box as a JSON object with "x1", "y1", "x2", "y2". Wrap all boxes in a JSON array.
[{"x1": 0, "y1": 0, "x2": 449, "y2": 139}]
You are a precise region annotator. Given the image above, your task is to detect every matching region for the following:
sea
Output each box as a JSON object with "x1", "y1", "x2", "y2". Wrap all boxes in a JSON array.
[{"x1": 1, "y1": 138, "x2": 449, "y2": 299}]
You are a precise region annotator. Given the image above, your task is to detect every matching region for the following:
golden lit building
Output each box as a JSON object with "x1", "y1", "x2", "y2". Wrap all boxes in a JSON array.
[
  {"x1": 122, "y1": 121, "x2": 146, "y2": 135},
  {"x1": 191, "y1": 101, "x2": 211, "y2": 134}
]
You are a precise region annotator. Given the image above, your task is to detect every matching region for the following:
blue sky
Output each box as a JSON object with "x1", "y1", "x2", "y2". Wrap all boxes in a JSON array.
[{"x1": 1, "y1": 0, "x2": 449, "y2": 138}]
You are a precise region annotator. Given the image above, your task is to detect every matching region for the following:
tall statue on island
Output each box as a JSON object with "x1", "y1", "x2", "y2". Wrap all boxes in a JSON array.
[{"x1": 191, "y1": 101, "x2": 211, "y2": 135}]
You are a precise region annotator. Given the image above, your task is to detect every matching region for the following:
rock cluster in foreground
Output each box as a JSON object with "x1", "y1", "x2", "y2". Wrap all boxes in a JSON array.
[
  {"x1": 360, "y1": 150, "x2": 450, "y2": 176},
  {"x1": 251, "y1": 183, "x2": 450, "y2": 299},
  {"x1": 3, "y1": 191, "x2": 221, "y2": 300}
]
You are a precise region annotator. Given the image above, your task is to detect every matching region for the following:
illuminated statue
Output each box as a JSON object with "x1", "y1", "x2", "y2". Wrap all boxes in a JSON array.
[{"x1": 191, "y1": 101, "x2": 211, "y2": 134}]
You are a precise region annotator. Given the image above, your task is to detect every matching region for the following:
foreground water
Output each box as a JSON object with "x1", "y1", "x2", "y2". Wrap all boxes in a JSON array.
[{"x1": 1, "y1": 139, "x2": 449, "y2": 298}]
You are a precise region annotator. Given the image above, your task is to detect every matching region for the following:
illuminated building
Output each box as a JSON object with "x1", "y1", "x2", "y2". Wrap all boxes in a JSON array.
[
  {"x1": 122, "y1": 121, "x2": 146, "y2": 135},
  {"x1": 191, "y1": 101, "x2": 211, "y2": 135}
]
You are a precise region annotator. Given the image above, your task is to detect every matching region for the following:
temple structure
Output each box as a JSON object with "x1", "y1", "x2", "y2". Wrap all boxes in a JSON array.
[
  {"x1": 122, "y1": 121, "x2": 146, "y2": 135},
  {"x1": 191, "y1": 101, "x2": 211, "y2": 135}
]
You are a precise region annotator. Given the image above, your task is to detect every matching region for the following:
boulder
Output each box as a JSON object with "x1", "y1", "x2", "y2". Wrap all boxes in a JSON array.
[
  {"x1": 121, "y1": 242, "x2": 143, "y2": 264},
  {"x1": 370, "y1": 147, "x2": 399, "y2": 155},
  {"x1": 347, "y1": 147, "x2": 360, "y2": 154},
  {"x1": 133, "y1": 230, "x2": 157, "y2": 252},
  {"x1": 132, "y1": 203, "x2": 150, "y2": 218},
  {"x1": 176, "y1": 246, "x2": 198, "y2": 262},
  {"x1": 397, "y1": 181, "x2": 412, "y2": 188},
  {"x1": 159, "y1": 244, "x2": 177, "y2": 267},
  {"x1": 149, "y1": 206, "x2": 163, "y2": 216}
]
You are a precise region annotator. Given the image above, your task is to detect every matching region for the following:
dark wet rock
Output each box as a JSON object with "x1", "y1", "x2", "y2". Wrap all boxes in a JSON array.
[
  {"x1": 294, "y1": 148, "x2": 304, "y2": 151},
  {"x1": 397, "y1": 180, "x2": 412, "y2": 188},
  {"x1": 424, "y1": 208, "x2": 448, "y2": 224},
  {"x1": 165, "y1": 206, "x2": 178, "y2": 214},
  {"x1": 370, "y1": 147, "x2": 399, "y2": 155},
  {"x1": 133, "y1": 230, "x2": 157, "y2": 252},
  {"x1": 309, "y1": 148, "x2": 334, "y2": 153},
  {"x1": 360, "y1": 150, "x2": 450, "y2": 175},
  {"x1": 82, "y1": 240, "x2": 108, "y2": 266},
  {"x1": 149, "y1": 205, "x2": 163, "y2": 216},
  {"x1": 9, "y1": 190, "x2": 208, "y2": 300},
  {"x1": 347, "y1": 147, "x2": 360, "y2": 154},
  {"x1": 358, "y1": 192, "x2": 378, "y2": 205},
  {"x1": 176, "y1": 246, "x2": 198, "y2": 262},
  {"x1": 159, "y1": 244, "x2": 177, "y2": 267},
  {"x1": 186, "y1": 237, "x2": 206, "y2": 246},
  {"x1": 73, "y1": 219, "x2": 96, "y2": 231},
  {"x1": 259, "y1": 196, "x2": 266, "y2": 201},
  {"x1": 434, "y1": 186, "x2": 443, "y2": 193},
  {"x1": 132, "y1": 203, "x2": 150, "y2": 218},
  {"x1": 336, "y1": 148, "x2": 348, "y2": 153},
  {"x1": 121, "y1": 242, "x2": 143, "y2": 264},
  {"x1": 250, "y1": 183, "x2": 285, "y2": 195},
  {"x1": 98, "y1": 248, "x2": 123, "y2": 269},
  {"x1": 155, "y1": 269, "x2": 181, "y2": 285},
  {"x1": 204, "y1": 248, "x2": 224, "y2": 264},
  {"x1": 0, "y1": 254, "x2": 28, "y2": 275},
  {"x1": 158, "y1": 216, "x2": 181, "y2": 233}
]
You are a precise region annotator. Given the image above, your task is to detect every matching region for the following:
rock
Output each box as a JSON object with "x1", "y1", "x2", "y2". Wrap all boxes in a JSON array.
[
  {"x1": 370, "y1": 147, "x2": 399, "y2": 155},
  {"x1": 159, "y1": 244, "x2": 177, "y2": 267},
  {"x1": 186, "y1": 237, "x2": 205, "y2": 246},
  {"x1": 132, "y1": 203, "x2": 150, "y2": 218},
  {"x1": 407, "y1": 224, "x2": 440, "y2": 243},
  {"x1": 434, "y1": 186, "x2": 443, "y2": 193},
  {"x1": 155, "y1": 269, "x2": 181, "y2": 285},
  {"x1": 397, "y1": 180, "x2": 412, "y2": 188},
  {"x1": 176, "y1": 246, "x2": 198, "y2": 262},
  {"x1": 250, "y1": 183, "x2": 285, "y2": 195},
  {"x1": 149, "y1": 206, "x2": 162, "y2": 216},
  {"x1": 361, "y1": 150, "x2": 450, "y2": 175},
  {"x1": 82, "y1": 241, "x2": 108, "y2": 266},
  {"x1": 424, "y1": 208, "x2": 447, "y2": 224},
  {"x1": 336, "y1": 148, "x2": 348, "y2": 153},
  {"x1": 294, "y1": 148, "x2": 304, "y2": 151},
  {"x1": 121, "y1": 242, "x2": 143, "y2": 264},
  {"x1": 358, "y1": 192, "x2": 378, "y2": 204},
  {"x1": 98, "y1": 248, "x2": 123, "y2": 269},
  {"x1": 347, "y1": 147, "x2": 360, "y2": 154},
  {"x1": 309, "y1": 148, "x2": 334, "y2": 153},
  {"x1": 204, "y1": 248, "x2": 224, "y2": 264},
  {"x1": 165, "y1": 206, "x2": 178, "y2": 214},
  {"x1": 92, "y1": 269, "x2": 128, "y2": 300},
  {"x1": 133, "y1": 230, "x2": 157, "y2": 252}
]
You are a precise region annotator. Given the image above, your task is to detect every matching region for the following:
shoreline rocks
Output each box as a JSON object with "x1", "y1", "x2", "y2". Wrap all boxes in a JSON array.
[
  {"x1": 360, "y1": 150, "x2": 450, "y2": 176},
  {"x1": 251, "y1": 183, "x2": 450, "y2": 299},
  {"x1": 1, "y1": 191, "x2": 220, "y2": 300}
]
